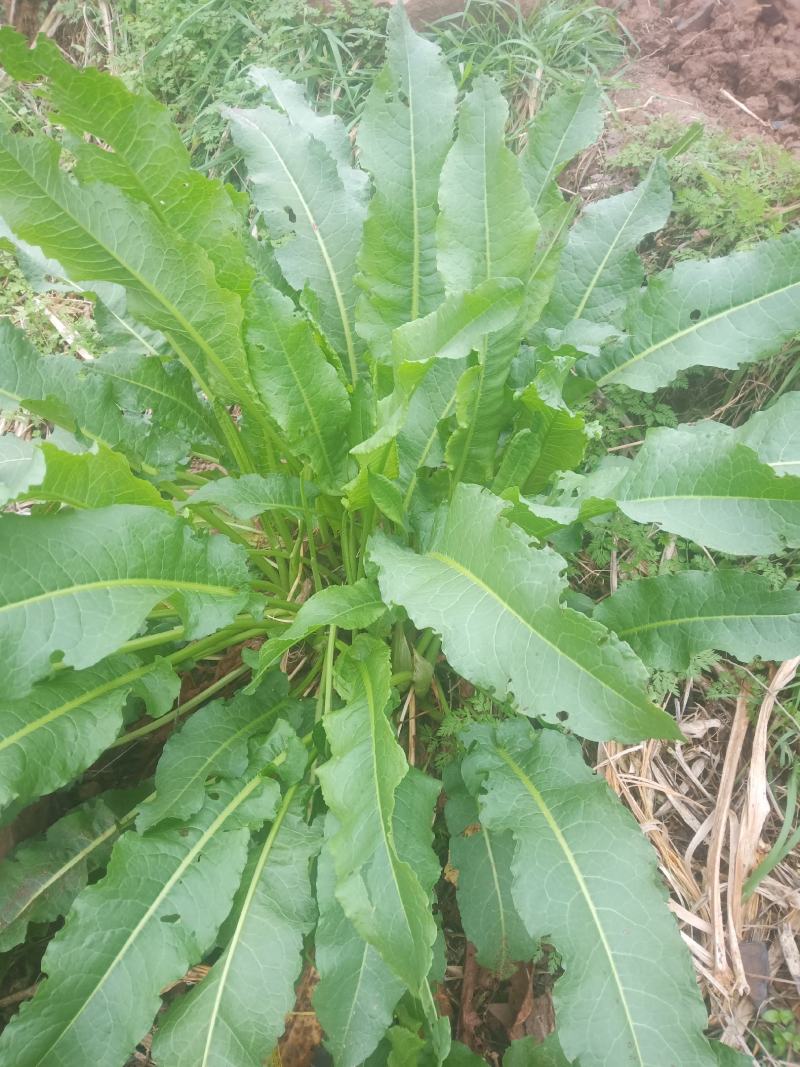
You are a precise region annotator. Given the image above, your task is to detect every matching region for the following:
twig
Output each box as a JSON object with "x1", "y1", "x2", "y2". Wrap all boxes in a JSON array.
[
  {"x1": 719, "y1": 88, "x2": 769, "y2": 127},
  {"x1": 0, "y1": 983, "x2": 37, "y2": 1009}
]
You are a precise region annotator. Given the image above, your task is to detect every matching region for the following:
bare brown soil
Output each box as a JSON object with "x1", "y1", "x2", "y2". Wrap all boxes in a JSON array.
[{"x1": 615, "y1": 0, "x2": 800, "y2": 151}]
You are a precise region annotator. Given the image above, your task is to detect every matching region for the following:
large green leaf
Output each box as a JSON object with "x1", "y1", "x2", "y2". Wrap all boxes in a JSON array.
[
  {"x1": 391, "y1": 278, "x2": 524, "y2": 363},
  {"x1": 595, "y1": 570, "x2": 800, "y2": 671},
  {"x1": 315, "y1": 770, "x2": 443, "y2": 1067},
  {"x1": 137, "y1": 672, "x2": 303, "y2": 831},
  {"x1": 0, "y1": 505, "x2": 250, "y2": 697},
  {"x1": 0, "y1": 789, "x2": 142, "y2": 951},
  {"x1": 315, "y1": 819, "x2": 406, "y2": 1067},
  {"x1": 249, "y1": 66, "x2": 368, "y2": 203},
  {"x1": 227, "y1": 99, "x2": 366, "y2": 383},
  {"x1": 89, "y1": 349, "x2": 220, "y2": 464},
  {"x1": 0, "y1": 656, "x2": 152, "y2": 813},
  {"x1": 463, "y1": 721, "x2": 716, "y2": 1067},
  {"x1": 0, "y1": 321, "x2": 204, "y2": 472},
  {"x1": 591, "y1": 230, "x2": 800, "y2": 391},
  {"x1": 187, "y1": 473, "x2": 315, "y2": 520},
  {"x1": 396, "y1": 357, "x2": 465, "y2": 502},
  {"x1": 737, "y1": 391, "x2": 800, "y2": 477},
  {"x1": 437, "y1": 77, "x2": 539, "y2": 294},
  {"x1": 370, "y1": 485, "x2": 677, "y2": 742},
  {"x1": 504, "y1": 1035, "x2": 572, "y2": 1067},
  {"x1": 542, "y1": 159, "x2": 671, "y2": 327},
  {"x1": 0, "y1": 439, "x2": 169, "y2": 510},
  {"x1": 0, "y1": 435, "x2": 45, "y2": 504},
  {"x1": 437, "y1": 77, "x2": 540, "y2": 483},
  {"x1": 249, "y1": 578, "x2": 387, "y2": 685},
  {"x1": 444, "y1": 762, "x2": 535, "y2": 972},
  {"x1": 0, "y1": 129, "x2": 261, "y2": 416},
  {"x1": 520, "y1": 82, "x2": 604, "y2": 229},
  {"x1": 0, "y1": 773, "x2": 279, "y2": 1067},
  {"x1": 316, "y1": 636, "x2": 437, "y2": 992},
  {"x1": 245, "y1": 282, "x2": 351, "y2": 488},
  {"x1": 152, "y1": 790, "x2": 321, "y2": 1067},
  {"x1": 0, "y1": 28, "x2": 252, "y2": 295},
  {"x1": 356, "y1": 3, "x2": 456, "y2": 359},
  {"x1": 614, "y1": 423, "x2": 800, "y2": 554}
]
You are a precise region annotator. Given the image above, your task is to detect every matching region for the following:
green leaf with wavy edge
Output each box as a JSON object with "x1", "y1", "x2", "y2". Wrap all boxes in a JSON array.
[
  {"x1": 437, "y1": 77, "x2": 540, "y2": 483},
  {"x1": 0, "y1": 772, "x2": 279, "y2": 1067},
  {"x1": 316, "y1": 636, "x2": 437, "y2": 994},
  {"x1": 0, "y1": 439, "x2": 169, "y2": 510},
  {"x1": 0, "y1": 435, "x2": 45, "y2": 504},
  {"x1": 356, "y1": 2, "x2": 456, "y2": 360},
  {"x1": 249, "y1": 578, "x2": 387, "y2": 686},
  {"x1": 187, "y1": 472, "x2": 316, "y2": 519},
  {"x1": 444, "y1": 761, "x2": 535, "y2": 973},
  {"x1": 226, "y1": 101, "x2": 366, "y2": 384},
  {"x1": 541, "y1": 159, "x2": 672, "y2": 328},
  {"x1": 137, "y1": 671, "x2": 303, "y2": 832},
  {"x1": 737, "y1": 391, "x2": 800, "y2": 477},
  {"x1": 437, "y1": 77, "x2": 539, "y2": 295},
  {"x1": 152, "y1": 788, "x2": 321, "y2": 1067},
  {"x1": 514, "y1": 385, "x2": 587, "y2": 494},
  {"x1": 250, "y1": 67, "x2": 368, "y2": 203},
  {"x1": 396, "y1": 357, "x2": 464, "y2": 501},
  {"x1": 0, "y1": 28, "x2": 252, "y2": 296},
  {"x1": 504, "y1": 1035, "x2": 573, "y2": 1066},
  {"x1": 0, "y1": 656, "x2": 150, "y2": 813},
  {"x1": 314, "y1": 770, "x2": 442, "y2": 1067},
  {"x1": 520, "y1": 82, "x2": 604, "y2": 231},
  {"x1": 0, "y1": 504, "x2": 250, "y2": 698},
  {"x1": 591, "y1": 230, "x2": 800, "y2": 391},
  {"x1": 0, "y1": 130, "x2": 262, "y2": 420},
  {"x1": 89, "y1": 349, "x2": 220, "y2": 463},
  {"x1": 595, "y1": 570, "x2": 800, "y2": 671},
  {"x1": 614, "y1": 422, "x2": 800, "y2": 555},
  {"x1": 245, "y1": 281, "x2": 351, "y2": 488},
  {"x1": 0, "y1": 321, "x2": 201, "y2": 473},
  {"x1": 391, "y1": 278, "x2": 524, "y2": 363},
  {"x1": 462, "y1": 720, "x2": 716, "y2": 1067},
  {"x1": 315, "y1": 829, "x2": 405, "y2": 1067},
  {"x1": 0, "y1": 789, "x2": 144, "y2": 951},
  {"x1": 370, "y1": 484, "x2": 677, "y2": 743}
]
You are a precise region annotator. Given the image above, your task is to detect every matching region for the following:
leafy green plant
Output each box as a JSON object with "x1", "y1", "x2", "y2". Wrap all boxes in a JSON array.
[{"x1": 0, "y1": 9, "x2": 793, "y2": 1064}]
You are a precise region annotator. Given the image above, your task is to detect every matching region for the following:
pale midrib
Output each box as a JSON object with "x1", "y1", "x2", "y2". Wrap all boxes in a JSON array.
[
  {"x1": 425, "y1": 549, "x2": 648, "y2": 714},
  {"x1": 356, "y1": 659, "x2": 419, "y2": 980},
  {"x1": 273, "y1": 330, "x2": 335, "y2": 482},
  {"x1": 528, "y1": 96, "x2": 584, "y2": 210},
  {"x1": 200, "y1": 784, "x2": 297, "y2": 1067},
  {"x1": 39, "y1": 774, "x2": 264, "y2": 1065},
  {"x1": 614, "y1": 607, "x2": 800, "y2": 639},
  {"x1": 0, "y1": 575, "x2": 237, "y2": 617},
  {"x1": 0, "y1": 661, "x2": 152, "y2": 754},
  {"x1": 480, "y1": 826, "x2": 508, "y2": 964},
  {"x1": 405, "y1": 45, "x2": 421, "y2": 322},
  {"x1": 623, "y1": 491, "x2": 800, "y2": 504},
  {"x1": 598, "y1": 275, "x2": 800, "y2": 386},
  {"x1": 1, "y1": 808, "x2": 138, "y2": 931},
  {"x1": 95, "y1": 370, "x2": 205, "y2": 424},
  {"x1": 233, "y1": 113, "x2": 358, "y2": 386},
  {"x1": 497, "y1": 746, "x2": 645, "y2": 1067},
  {"x1": 572, "y1": 171, "x2": 656, "y2": 322},
  {"x1": 1, "y1": 139, "x2": 244, "y2": 400},
  {"x1": 151, "y1": 700, "x2": 288, "y2": 828},
  {"x1": 402, "y1": 388, "x2": 457, "y2": 510}
]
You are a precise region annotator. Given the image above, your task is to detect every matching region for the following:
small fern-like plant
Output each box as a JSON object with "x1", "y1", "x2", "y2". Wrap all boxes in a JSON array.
[{"x1": 1, "y1": 10, "x2": 799, "y2": 1066}]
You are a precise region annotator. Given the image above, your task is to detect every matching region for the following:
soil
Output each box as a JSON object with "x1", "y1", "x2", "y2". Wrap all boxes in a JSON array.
[{"x1": 614, "y1": 0, "x2": 800, "y2": 152}]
